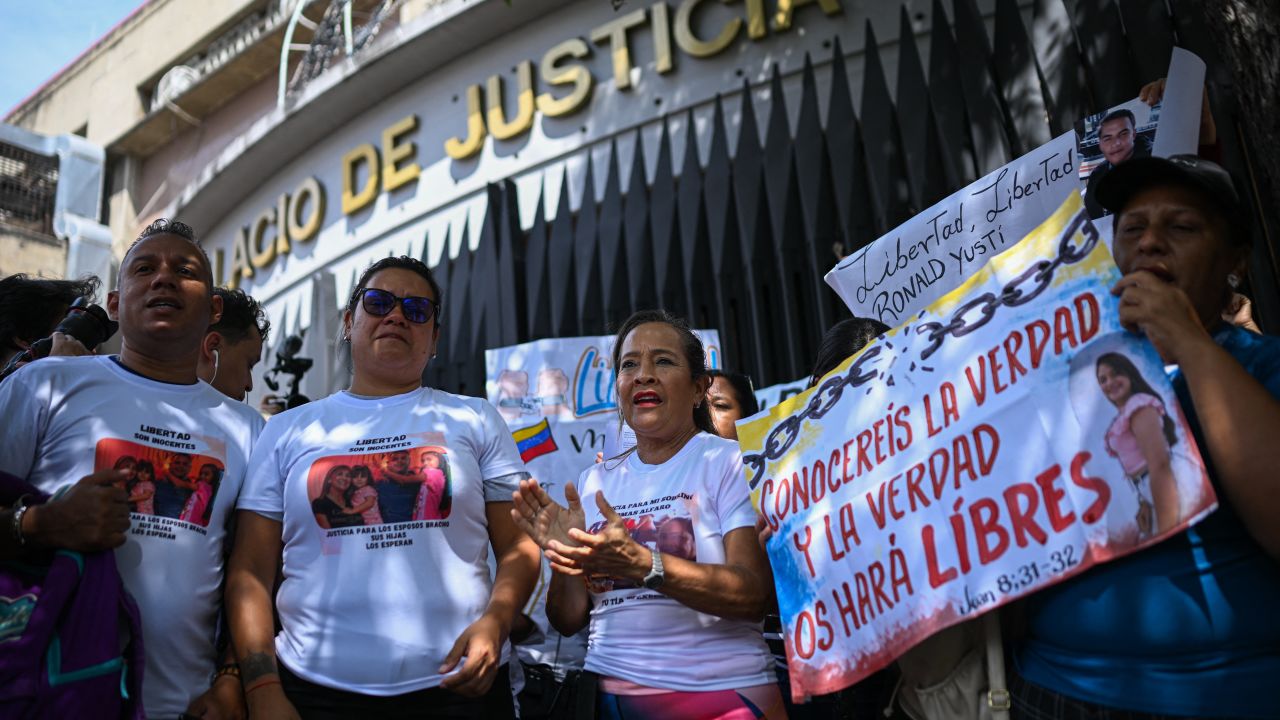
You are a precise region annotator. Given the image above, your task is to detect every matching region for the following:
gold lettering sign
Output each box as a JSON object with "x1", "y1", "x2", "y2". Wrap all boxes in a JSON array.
[
  {"x1": 382, "y1": 114, "x2": 421, "y2": 193},
  {"x1": 675, "y1": 0, "x2": 742, "y2": 58},
  {"x1": 289, "y1": 177, "x2": 325, "y2": 242},
  {"x1": 537, "y1": 39, "x2": 594, "y2": 117},
  {"x1": 342, "y1": 143, "x2": 380, "y2": 214},
  {"x1": 773, "y1": 0, "x2": 841, "y2": 32},
  {"x1": 222, "y1": 0, "x2": 848, "y2": 285},
  {"x1": 220, "y1": 176, "x2": 326, "y2": 287},
  {"x1": 487, "y1": 61, "x2": 536, "y2": 141},
  {"x1": 445, "y1": 85, "x2": 486, "y2": 160},
  {"x1": 590, "y1": 8, "x2": 647, "y2": 91}
]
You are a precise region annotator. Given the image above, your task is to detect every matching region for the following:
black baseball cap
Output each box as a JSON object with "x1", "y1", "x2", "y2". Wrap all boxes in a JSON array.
[{"x1": 1095, "y1": 154, "x2": 1248, "y2": 242}]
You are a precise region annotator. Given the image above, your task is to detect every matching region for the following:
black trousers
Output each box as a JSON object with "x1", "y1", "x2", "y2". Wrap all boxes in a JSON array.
[{"x1": 279, "y1": 662, "x2": 515, "y2": 719}]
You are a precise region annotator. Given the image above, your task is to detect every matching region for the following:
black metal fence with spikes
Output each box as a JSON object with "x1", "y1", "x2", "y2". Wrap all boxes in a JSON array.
[{"x1": 421, "y1": 0, "x2": 1278, "y2": 398}]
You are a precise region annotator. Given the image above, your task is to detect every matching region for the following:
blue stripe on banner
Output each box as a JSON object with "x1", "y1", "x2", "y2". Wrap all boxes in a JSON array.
[{"x1": 517, "y1": 428, "x2": 553, "y2": 453}]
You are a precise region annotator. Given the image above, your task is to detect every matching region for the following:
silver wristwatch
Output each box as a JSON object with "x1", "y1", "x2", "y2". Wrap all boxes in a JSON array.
[{"x1": 642, "y1": 548, "x2": 665, "y2": 589}]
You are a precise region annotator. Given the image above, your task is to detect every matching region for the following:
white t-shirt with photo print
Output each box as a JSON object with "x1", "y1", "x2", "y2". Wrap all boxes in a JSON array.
[
  {"x1": 578, "y1": 431, "x2": 775, "y2": 691},
  {"x1": 0, "y1": 355, "x2": 263, "y2": 718},
  {"x1": 237, "y1": 387, "x2": 529, "y2": 695}
]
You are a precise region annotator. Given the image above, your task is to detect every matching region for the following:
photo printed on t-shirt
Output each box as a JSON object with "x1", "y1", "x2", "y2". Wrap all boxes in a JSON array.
[
  {"x1": 95, "y1": 437, "x2": 226, "y2": 536},
  {"x1": 305, "y1": 442, "x2": 453, "y2": 540},
  {"x1": 587, "y1": 492, "x2": 697, "y2": 592}
]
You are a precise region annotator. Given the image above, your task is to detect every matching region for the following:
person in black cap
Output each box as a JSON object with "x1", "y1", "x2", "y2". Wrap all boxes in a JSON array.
[{"x1": 1011, "y1": 155, "x2": 1280, "y2": 719}]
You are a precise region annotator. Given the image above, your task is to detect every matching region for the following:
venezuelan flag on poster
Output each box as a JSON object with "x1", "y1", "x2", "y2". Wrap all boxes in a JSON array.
[{"x1": 513, "y1": 418, "x2": 558, "y2": 463}]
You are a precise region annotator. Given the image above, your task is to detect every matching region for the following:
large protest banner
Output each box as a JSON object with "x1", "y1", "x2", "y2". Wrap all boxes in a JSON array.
[
  {"x1": 738, "y1": 193, "x2": 1215, "y2": 701},
  {"x1": 825, "y1": 48, "x2": 1205, "y2": 325}
]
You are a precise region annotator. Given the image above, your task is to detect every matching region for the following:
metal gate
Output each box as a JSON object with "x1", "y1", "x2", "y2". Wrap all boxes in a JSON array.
[{"x1": 420, "y1": 0, "x2": 1278, "y2": 396}]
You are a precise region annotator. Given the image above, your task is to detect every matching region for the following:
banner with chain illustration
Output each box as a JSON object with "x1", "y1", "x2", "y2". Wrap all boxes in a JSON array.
[{"x1": 736, "y1": 192, "x2": 1215, "y2": 701}]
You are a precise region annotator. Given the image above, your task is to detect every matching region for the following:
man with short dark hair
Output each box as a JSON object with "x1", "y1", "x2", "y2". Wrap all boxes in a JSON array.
[
  {"x1": 1084, "y1": 108, "x2": 1154, "y2": 218},
  {"x1": 0, "y1": 218, "x2": 263, "y2": 719},
  {"x1": 198, "y1": 287, "x2": 271, "y2": 401},
  {"x1": 154, "y1": 451, "x2": 195, "y2": 518},
  {"x1": 378, "y1": 449, "x2": 423, "y2": 524}
]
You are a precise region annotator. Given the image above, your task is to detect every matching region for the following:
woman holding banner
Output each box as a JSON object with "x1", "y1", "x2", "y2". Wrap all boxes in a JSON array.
[
  {"x1": 227, "y1": 256, "x2": 540, "y2": 719},
  {"x1": 511, "y1": 310, "x2": 783, "y2": 719},
  {"x1": 1013, "y1": 156, "x2": 1280, "y2": 719}
]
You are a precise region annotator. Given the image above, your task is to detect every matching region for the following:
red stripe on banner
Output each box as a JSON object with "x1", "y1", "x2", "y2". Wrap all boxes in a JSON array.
[{"x1": 520, "y1": 435, "x2": 558, "y2": 463}]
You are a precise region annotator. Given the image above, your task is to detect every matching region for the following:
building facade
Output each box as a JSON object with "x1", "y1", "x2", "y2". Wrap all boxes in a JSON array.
[{"x1": 5, "y1": 0, "x2": 1276, "y2": 403}]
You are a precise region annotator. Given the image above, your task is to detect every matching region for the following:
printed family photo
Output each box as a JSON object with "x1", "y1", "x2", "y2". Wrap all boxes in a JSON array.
[
  {"x1": 305, "y1": 446, "x2": 453, "y2": 529},
  {"x1": 94, "y1": 438, "x2": 225, "y2": 528}
]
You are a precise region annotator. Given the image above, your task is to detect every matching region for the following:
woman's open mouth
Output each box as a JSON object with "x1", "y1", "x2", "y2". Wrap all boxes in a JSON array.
[{"x1": 633, "y1": 391, "x2": 662, "y2": 406}]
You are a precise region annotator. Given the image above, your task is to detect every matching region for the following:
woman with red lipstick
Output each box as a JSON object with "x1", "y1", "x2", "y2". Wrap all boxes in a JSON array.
[
  {"x1": 512, "y1": 310, "x2": 783, "y2": 719},
  {"x1": 228, "y1": 256, "x2": 540, "y2": 720},
  {"x1": 1012, "y1": 156, "x2": 1280, "y2": 719}
]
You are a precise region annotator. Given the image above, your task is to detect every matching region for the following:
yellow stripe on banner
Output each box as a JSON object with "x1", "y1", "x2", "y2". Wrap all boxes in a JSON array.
[{"x1": 512, "y1": 418, "x2": 551, "y2": 443}]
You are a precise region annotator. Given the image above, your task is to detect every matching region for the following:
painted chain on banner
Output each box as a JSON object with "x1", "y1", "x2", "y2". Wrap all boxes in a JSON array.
[{"x1": 737, "y1": 192, "x2": 1215, "y2": 702}]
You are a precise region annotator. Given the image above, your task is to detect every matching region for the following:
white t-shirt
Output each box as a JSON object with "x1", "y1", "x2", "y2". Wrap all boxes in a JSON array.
[
  {"x1": 237, "y1": 387, "x2": 529, "y2": 695},
  {"x1": 578, "y1": 432, "x2": 774, "y2": 691},
  {"x1": 0, "y1": 355, "x2": 263, "y2": 718}
]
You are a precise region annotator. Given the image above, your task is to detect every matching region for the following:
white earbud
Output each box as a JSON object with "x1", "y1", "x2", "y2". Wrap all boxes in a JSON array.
[{"x1": 210, "y1": 349, "x2": 220, "y2": 384}]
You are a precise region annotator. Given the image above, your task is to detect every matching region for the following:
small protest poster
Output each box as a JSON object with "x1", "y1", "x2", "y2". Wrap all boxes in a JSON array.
[
  {"x1": 485, "y1": 330, "x2": 722, "y2": 466},
  {"x1": 825, "y1": 48, "x2": 1205, "y2": 326},
  {"x1": 756, "y1": 377, "x2": 810, "y2": 412},
  {"x1": 737, "y1": 192, "x2": 1215, "y2": 701}
]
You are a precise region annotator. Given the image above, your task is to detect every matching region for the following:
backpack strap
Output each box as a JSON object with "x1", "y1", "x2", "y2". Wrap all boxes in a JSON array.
[
  {"x1": 0, "y1": 470, "x2": 45, "y2": 507},
  {"x1": 982, "y1": 612, "x2": 1010, "y2": 720}
]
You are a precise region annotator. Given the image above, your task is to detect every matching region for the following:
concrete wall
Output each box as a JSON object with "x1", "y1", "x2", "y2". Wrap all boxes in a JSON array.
[{"x1": 0, "y1": 228, "x2": 66, "y2": 278}]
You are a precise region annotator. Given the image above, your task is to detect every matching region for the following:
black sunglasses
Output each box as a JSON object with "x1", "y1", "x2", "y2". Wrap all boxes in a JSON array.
[{"x1": 360, "y1": 288, "x2": 440, "y2": 324}]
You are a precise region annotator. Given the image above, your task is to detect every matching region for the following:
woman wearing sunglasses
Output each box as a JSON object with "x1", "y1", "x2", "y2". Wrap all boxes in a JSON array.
[{"x1": 227, "y1": 256, "x2": 540, "y2": 719}]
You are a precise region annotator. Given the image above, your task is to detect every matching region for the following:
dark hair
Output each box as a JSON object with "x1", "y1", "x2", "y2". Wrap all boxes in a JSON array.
[
  {"x1": 0, "y1": 274, "x2": 100, "y2": 357},
  {"x1": 197, "y1": 462, "x2": 223, "y2": 486},
  {"x1": 809, "y1": 317, "x2": 891, "y2": 387},
  {"x1": 707, "y1": 369, "x2": 760, "y2": 418},
  {"x1": 113, "y1": 455, "x2": 138, "y2": 471},
  {"x1": 421, "y1": 450, "x2": 446, "y2": 469},
  {"x1": 611, "y1": 310, "x2": 716, "y2": 436},
  {"x1": 349, "y1": 464, "x2": 374, "y2": 485},
  {"x1": 129, "y1": 456, "x2": 154, "y2": 489},
  {"x1": 196, "y1": 463, "x2": 223, "y2": 523},
  {"x1": 133, "y1": 460, "x2": 156, "y2": 490},
  {"x1": 1099, "y1": 109, "x2": 1136, "y2": 131},
  {"x1": 1096, "y1": 352, "x2": 1177, "y2": 447},
  {"x1": 209, "y1": 287, "x2": 271, "y2": 345},
  {"x1": 345, "y1": 256, "x2": 443, "y2": 324},
  {"x1": 122, "y1": 218, "x2": 213, "y2": 286}
]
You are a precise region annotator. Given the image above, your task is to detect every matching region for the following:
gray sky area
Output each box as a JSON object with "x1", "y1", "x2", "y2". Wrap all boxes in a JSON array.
[{"x1": 1, "y1": 0, "x2": 145, "y2": 118}]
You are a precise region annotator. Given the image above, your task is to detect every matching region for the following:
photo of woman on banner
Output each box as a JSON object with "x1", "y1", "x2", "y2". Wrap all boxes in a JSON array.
[{"x1": 1069, "y1": 335, "x2": 1209, "y2": 540}]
